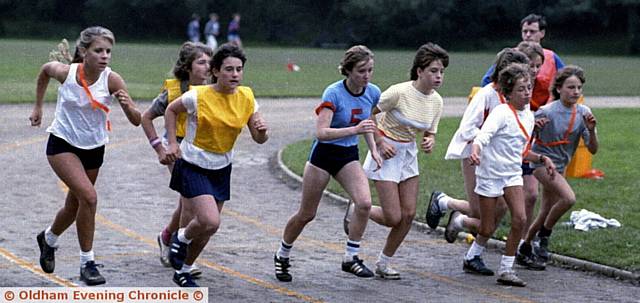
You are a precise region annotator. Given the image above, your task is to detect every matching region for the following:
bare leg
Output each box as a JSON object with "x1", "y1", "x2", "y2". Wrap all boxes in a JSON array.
[
  {"x1": 335, "y1": 161, "x2": 372, "y2": 242},
  {"x1": 381, "y1": 177, "x2": 418, "y2": 257},
  {"x1": 502, "y1": 186, "x2": 526, "y2": 257}
]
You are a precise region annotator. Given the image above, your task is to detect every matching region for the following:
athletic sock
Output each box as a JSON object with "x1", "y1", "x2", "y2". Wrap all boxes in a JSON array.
[
  {"x1": 453, "y1": 213, "x2": 466, "y2": 230},
  {"x1": 538, "y1": 226, "x2": 552, "y2": 238},
  {"x1": 344, "y1": 239, "x2": 361, "y2": 261},
  {"x1": 277, "y1": 240, "x2": 293, "y2": 259},
  {"x1": 498, "y1": 255, "x2": 515, "y2": 274},
  {"x1": 80, "y1": 250, "x2": 95, "y2": 266},
  {"x1": 377, "y1": 252, "x2": 392, "y2": 266},
  {"x1": 44, "y1": 226, "x2": 59, "y2": 247},
  {"x1": 438, "y1": 193, "x2": 451, "y2": 211},
  {"x1": 177, "y1": 263, "x2": 194, "y2": 274},
  {"x1": 464, "y1": 241, "x2": 485, "y2": 261},
  {"x1": 177, "y1": 228, "x2": 192, "y2": 244}
]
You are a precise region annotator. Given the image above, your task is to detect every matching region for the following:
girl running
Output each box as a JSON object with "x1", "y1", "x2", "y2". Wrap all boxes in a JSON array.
[
  {"x1": 31, "y1": 26, "x2": 141, "y2": 286},
  {"x1": 162, "y1": 43, "x2": 269, "y2": 287},
  {"x1": 274, "y1": 45, "x2": 382, "y2": 282},
  {"x1": 140, "y1": 42, "x2": 213, "y2": 278}
]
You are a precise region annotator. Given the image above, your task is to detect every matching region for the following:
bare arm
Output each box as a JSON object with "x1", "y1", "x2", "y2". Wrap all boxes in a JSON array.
[
  {"x1": 108, "y1": 71, "x2": 142, "y2": 126},
  {"x1": 30, "y1": 62, "x2": 69, "y2": 126},
  {"x1": 315, "y1": 108, "x2": 377, "y2": 141},
  {"x1": 247, "y1": 112, "x2": 269, "y2": 144},
  {"x1": 162, "y1": 98, "x2": 187, "y2": 164},
  {"x1": 421, "y1": 131, "x2": 436, "y2": 153},
  {"x1": 583, "y1": 113, "x2": 599, "y2": 154}
]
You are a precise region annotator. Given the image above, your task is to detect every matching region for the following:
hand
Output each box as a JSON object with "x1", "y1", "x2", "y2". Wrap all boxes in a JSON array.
[
  {"x1": 542, "y1": 156, "x2": 556, "y2": 179},
  {"x1": 468, "y1": 145, "x2": 481, "y2": 166},
  {"x1": 162, "y1": 142, "x2": 181, "y2": 164},
  {"x1": 253, "y1": 115, "x2": 268, "y2": 133},
  {"x1": 371, "y1": 150, "x2": 383, "y2": 172},
  {"x1": 113, "y1": 89, "x2": 134, "y2": 108},
  {"x1": 377, "y1": 139, "x2": 396, "y2": 159},
  {"x1": 534, "y1": 117, "x2": 549, "y2": 131},
  {"x1": 155, "y1": 147, "x2": 168, "y2": 165},
  {"x1": 29, "y1": 106, "x2": 43, "y2": 127},
  {"x1": 421, "y1": 136, "x2": 435, "y2": 153},
  {"x1": 583, "y1": 113, "x2": 597, "y2": 131},
  {"x1": 354, "y1": 119, "x2": 377, "y2": 134}
]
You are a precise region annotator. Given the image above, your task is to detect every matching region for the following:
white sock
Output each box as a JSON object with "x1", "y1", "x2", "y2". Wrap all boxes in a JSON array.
[
  {"x1": 80, "y1": 250, "x2": 94, "y2": 266},
  {"x1": 464, "y1": 241, "x2": 485, "y2": 261},
  {"x1": 453, "y1": 214, "x2": 467, "y2": 230},
  {"x1": 177, "y1": 228, "x2": 192, "y2": 244},
  {"x1": 518, "y1": 239, "x2": 525, "y2": 250},
  {"x1": 277, "y1": 240, "x2": 293, "y2": 259},
  {"x1": 344, "y1": 239, "x2": 361, "y2": 261},
  {"x1": 498, "y1": 255, "x2": 515, "y2": 274},
  {"x1": 376, "y1": 252, "x2": 392, "y2": 266},
  {"x1": 438, "y1": 193, "x2": 451, "y2": 211},
  {"x1": 177, "y1": 263, "x2": 194, "y2": 274},
  {"x1": 45, "y1": 226, "x2": 59, "y2": 247}
]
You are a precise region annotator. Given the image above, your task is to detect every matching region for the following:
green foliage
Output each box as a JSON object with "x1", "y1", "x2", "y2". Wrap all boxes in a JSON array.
[
  {"x1": 282, "y1": 108, "x2": 640, "y2": 271},
  {"x1": 3, "y1": 39, "x2": 640, "y2": 103}
]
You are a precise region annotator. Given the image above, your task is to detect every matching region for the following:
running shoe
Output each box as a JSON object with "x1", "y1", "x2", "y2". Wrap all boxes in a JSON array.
[
  {"x1": 80, "y1": 261, "x2": 106, "y2": 286},
  {"x1": 274, "y1": 255, "x2": 292, "y2": 282},
  {"x1": 36, "y1": 230, "x2": 56, "y2": 273},
  {"x1": 190, "y1": 265, "x2": 203, "y2": 279},
  {"x1": 497, "y1": 270, "x2": 527, "y2": 287},
  {"x1": 425, "y1": 191, "x2": 445, "y2": 229},
  {"x1": 516, "y1": 251, "x2": 546, "y2": 270},
  {"x1": 342, "y1": 256, "x2": 374, "y2": 278},
  {"x1": 534, "y1": 236, "x2": 551, "y2": 262},
  {"x1": 342, "y1": 200, "x2": 354, "y2": 236},
  {"x1": 444, "y1": 211, "x2": 462, "y2": 243},
  {"x1": 157, "y1": 233, "x2": 171, "y2": 267},
  {"x1": 375, "y1": 261, "x2": 401, "y2": 280},
  {"x1": 173, "y1": 272, "x2": 199, "y2": 287},
  {"x1": 463, "y1": 256, "x2": 494, "y2": 276},
  {"x1": 169, "y1": 232, "x2": 189, "y2": 270}
]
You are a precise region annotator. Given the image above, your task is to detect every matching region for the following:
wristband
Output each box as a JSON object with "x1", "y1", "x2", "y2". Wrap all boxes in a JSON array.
[{"x1": 149, "y1": 137, "x2": 162, "y2": 148}]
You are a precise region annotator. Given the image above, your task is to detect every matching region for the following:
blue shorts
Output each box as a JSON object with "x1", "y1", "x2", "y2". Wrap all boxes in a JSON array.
[
  {"x1": 46, "y1": 134, "x2": 105, "y2": 170},
  {"x1": 169, "y1": 159, "x2": 231, "y2": 201},
  {"x1": 308, "y1": 142, "x2": 359, "y2": 177},
  {"x1": 521, "y1": 161, "x2": 534, "y2": 176}
]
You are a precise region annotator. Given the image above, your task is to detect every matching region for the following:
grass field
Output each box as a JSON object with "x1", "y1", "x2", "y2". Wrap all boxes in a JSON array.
[
  {"x1": 1, "y1": 39, "x2": 640, "y2": 103},
  {"x1": 281, "y1": 108, "x2": 640, "y2": 272}
]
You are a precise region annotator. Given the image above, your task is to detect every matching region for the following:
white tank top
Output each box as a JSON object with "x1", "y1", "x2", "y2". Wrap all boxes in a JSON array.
[{"x1": 46, "y1": 63, "x2": 112, "y2": 149}]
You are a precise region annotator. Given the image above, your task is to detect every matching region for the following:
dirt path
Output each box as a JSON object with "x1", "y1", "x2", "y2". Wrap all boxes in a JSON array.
[{"x1": 0, "y1": 97, "x2": 638, "y2": 302}]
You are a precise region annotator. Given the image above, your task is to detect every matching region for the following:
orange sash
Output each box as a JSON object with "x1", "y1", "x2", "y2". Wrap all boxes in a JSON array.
[
  {"x1": 536, "y1": 104, "x2": 577, "y2": 147},
  {"x1": 78, "y1": 64, "x2": 111, "y2": 131},
  {"x1": 508, "y1": 104, "x2": 532, "y2": 157}
]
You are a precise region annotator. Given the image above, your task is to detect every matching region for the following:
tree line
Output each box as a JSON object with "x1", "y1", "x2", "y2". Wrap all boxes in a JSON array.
[{"x1": 1, "y1": 0, "x2": 639, "y2": 54}]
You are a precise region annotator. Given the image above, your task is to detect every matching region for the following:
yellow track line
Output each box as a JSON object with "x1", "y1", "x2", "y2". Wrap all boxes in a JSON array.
[{"x1": 0, "y1": 247, "x2": 77, "y2": 287}]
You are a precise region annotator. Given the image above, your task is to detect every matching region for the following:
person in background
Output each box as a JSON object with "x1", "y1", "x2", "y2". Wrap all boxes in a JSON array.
[
  {"x1": 227, "y1": 13, "x2": 242, "y2": 48},
  {"x1": 204, "y1": 13, "x2": 220, "y2": 50},
  {"x1": 187, "y1": 14, "x2": 201, "y2": 43}
]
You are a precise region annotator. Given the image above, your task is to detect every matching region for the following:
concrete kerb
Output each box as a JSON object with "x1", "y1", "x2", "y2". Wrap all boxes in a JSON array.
[{"x1": 274, "y1": 147, "x2": 640, "y2": 284}]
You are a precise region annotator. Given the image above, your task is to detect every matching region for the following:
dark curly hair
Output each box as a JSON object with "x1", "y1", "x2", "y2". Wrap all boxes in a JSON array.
[
  {"x1": 410, "y1": 42, "x2": 449, "y2": 80},
  {"x1": 490, "y1": 48, "x2": 530, "y2": 84},
  {"x1": 498, "y1": 63, "x2": 531, "y2": 97},
  {"x1": 210, "y1": 43, "x2": 247, "y2": 82}
]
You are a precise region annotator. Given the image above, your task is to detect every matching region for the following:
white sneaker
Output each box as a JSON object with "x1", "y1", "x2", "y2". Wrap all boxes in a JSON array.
[
  {"x1": 157, "y1": 233, "x2": 171, "y2": 267},
  {"x1": 375, "y1": 262, "x2": 401, "y2": 280}
]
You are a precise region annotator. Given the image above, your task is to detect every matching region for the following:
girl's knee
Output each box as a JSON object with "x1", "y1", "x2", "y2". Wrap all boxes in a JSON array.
[
  {"x1": 401, "y1": 210, "x2": 416, "y2": 224},
  {"x1": 478, "y1": 223, "x2": 495, "y2": 238},
  {"x1": 354, "y1": 200, "x2": 371, "y2": 213},
  {"x1": 296, "y1": 211, "x2": 316, "y2": 224}
]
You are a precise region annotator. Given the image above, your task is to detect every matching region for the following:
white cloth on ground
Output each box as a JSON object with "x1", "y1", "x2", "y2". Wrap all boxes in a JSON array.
[{"x1": 569, "y1": 209, "x2": 621, "y2": 231}]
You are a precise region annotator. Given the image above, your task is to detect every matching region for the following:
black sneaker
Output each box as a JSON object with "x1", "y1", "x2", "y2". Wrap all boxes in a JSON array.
[
  {"x1": 516, "y1": 251, "x2": 546, "y2": 270},
  {"x1": 463, "y1": 256, "x2": 494, "y2": 276},
  {"x1": 169, "y1": 232, "x2": 189, "y2": 270},
  {"x1": 342, "y1": 256, "x2": 374, "y2": 278},
  {"x1": 534, "y1": 236, "x2": 551, "y2": 262},
  {"x1": 426, "y1": 191, "x2": 445, "y2": 229},
  {"x1": 80, "y1": 261, "x2": 106, "y2": 286},
  {"x1": 343, "y1": 200, "x2": 354, "y2": 236},
  {"x1": 36, "y1": 230, "x2": 56, "y2": 273},
  {"x1": 444, "y1": 211, "x2": 462, "y2": 243},
  {"x1": 274, "y1": 255, "x2": 292, "y2": 282},
  {"x1": 173, "y1": 272, "x2": 199, "y2": 287}
]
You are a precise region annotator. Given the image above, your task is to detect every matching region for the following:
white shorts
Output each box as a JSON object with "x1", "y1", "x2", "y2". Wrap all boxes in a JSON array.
[
  {"x1": 363, "y1": 137, "x2": 419, "y2": 183},
  {"x1": 474, "y1": 174, "x2": 523, "y2": 198}
]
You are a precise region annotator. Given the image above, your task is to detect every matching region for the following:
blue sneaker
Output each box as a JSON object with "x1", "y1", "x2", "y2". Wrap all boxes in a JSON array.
[
  {"x1": 426, "y1": 191, "x2": 445, "y2": 229},
  {"x1": 169, "y1": 233, "x2": 189, "y2": 270},
  {"x1": 173, "y1": 272, "x2": 199, "y2": 287}
]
